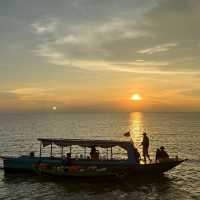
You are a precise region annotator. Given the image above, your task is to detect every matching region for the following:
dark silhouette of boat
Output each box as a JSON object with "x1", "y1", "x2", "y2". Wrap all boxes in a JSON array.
[{"x1": 1, "y1": 138, "x2": 185, "y2": 177}]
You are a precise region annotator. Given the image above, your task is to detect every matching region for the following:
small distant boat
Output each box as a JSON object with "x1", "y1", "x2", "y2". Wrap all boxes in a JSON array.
[{"x1": 1, "y1": 138, "x2": 185, "y2": 178}]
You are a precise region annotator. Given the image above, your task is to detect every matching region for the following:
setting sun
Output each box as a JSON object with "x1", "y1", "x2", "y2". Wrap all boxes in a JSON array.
[
  {"x1": 131, "y1": 94, "x2": 142, "y2": 101},
  {"x1": 52, "y1": 106, "x2": 57, "y2": 111}
]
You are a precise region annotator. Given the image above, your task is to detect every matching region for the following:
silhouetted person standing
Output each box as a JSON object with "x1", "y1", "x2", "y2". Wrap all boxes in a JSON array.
[
  {"x1": 133, "y1": 147, "x2": 141, "y2": 164},
  {"x1": 141, "y1": 132, "x2": 151, "y2": 164}
]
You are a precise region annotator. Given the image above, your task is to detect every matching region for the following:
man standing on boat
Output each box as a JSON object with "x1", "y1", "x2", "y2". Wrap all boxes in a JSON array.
[{"x1": 141, "y1": 132, "x2": 151, "y2": 164}]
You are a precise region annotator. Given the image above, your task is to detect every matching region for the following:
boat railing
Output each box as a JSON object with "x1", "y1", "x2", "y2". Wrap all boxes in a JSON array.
[
  {"x1": 38, "y1": 143, "x2": 129, "y2": 161},
  {"x1": 37, "y1": 153, "x2": 128, "y2": 161}
]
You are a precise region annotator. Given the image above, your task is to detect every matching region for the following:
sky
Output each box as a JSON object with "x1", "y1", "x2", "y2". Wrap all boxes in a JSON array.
[{"x1": 0, "y1": 0, "x2": 200, "y2": 112}]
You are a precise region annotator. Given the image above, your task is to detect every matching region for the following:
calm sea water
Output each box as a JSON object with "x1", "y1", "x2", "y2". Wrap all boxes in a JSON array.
[{"x1": 0, "y1": 112, "x2": 199, "y2": 200}]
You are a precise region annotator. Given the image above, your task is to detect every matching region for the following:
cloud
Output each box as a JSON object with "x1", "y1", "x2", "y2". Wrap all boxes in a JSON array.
[
  {"x1": 31, "y1": 18, "x2": 57, "y2": 35},
  {"x1": 31, "y1": 18, "x2": 172, "y2": 74},
  {"x1": 9, "y1": 87, "x2": 52, "y2": 95},
  {"x1": 30, "y1": 0, "x2": 200, "y2": 75},
  {"x1": 34, "y1": 44, "x2": 65, "y2": 60},
  {"x1": 34, "y1": 46, "x2": 200, "y2": 74},
  {"x1": 32, "y1": 32, "x2": 199, "y2": 75},
  {"x1": 0, "y1": 87, "x2": 69, "y2": 112},
  {"x1": 7, "y1": 87, "x2": 55, "y2": 101},
  {"x1": 0, "y1": 91, "x2": 19, "y2": 100},
  {"x1": 55, "y1": 35, "x2": 83, "y2": 45},
  {"x1": 143, "y1": 0, "x2": 200, "y2": 41},
  {"x1": 1, "y1": 0, "x2": 200, "y2": 112},
  {"x1": 0, "y1": 87, "x2": 50, "y2": 106},
  {"x1": 138, "y1": 43, "x2": 177, "y2": 54},
  {"x1": 179, "y1": 89, "x2": 200, "y2": 97}
]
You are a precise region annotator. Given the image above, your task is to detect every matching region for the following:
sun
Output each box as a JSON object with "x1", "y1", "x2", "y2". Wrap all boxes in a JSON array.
[
  {"x1": 131, "y1": 94, "x2": 142, "y2": 101},
  {"x1": 52, "y1": 106, "x2": 57, "y2": 111}
]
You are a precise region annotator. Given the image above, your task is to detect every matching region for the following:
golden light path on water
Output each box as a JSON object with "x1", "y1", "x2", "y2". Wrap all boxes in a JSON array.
[{"x1": 129, "y1": 112, "x2": 144, "y2": 148}]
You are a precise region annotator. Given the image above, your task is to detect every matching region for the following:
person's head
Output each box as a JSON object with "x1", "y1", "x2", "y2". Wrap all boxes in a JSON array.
[
  {"x1": 160, "y1": 146, "x2": 165, "y2": 150},
  {"x1": 67, "y1": 153, "x2": 71, "y2": 158},
  {"x1": 91, "y1": 146, "x2": 96, "y2": 150},
  {"x1": 156, "y1": 148, "x2": 160, "y2": 152},
  {"x1": 30, "y1": 151, "x2": 35, "y2": 157},
  {"x1": 143, "y1": 132, "x2": 147, "y2": 136}
]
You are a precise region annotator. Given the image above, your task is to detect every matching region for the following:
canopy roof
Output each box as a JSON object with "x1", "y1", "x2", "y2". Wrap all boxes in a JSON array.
[{"x1": 38, "y1": 138, "x2": 131, "y2": 149}]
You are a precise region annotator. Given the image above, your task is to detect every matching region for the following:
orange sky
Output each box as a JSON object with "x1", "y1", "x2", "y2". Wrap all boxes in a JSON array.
[{"x1": 0, "y1": 0, "x2": 200, "y2": 112}]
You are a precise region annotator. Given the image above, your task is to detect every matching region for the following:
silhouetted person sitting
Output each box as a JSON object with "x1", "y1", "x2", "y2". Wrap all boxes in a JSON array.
[
  {"x1": 155, "y1": 148, "x2": 161, "y2": 163},
  {"x1": 158, "y1": 146, "x2": 169, "y2": 162},
  {"x1": 90, "y1": 146, "x2": 99, "y2": 160},
  {"x1": 63, "y1": 153, "x2": 71, "y2": 168},
  {"x1": 133, "y1": 147, "x2": 141, "y2": 164},
  {"x1": 29, "y1": 151, "x2": 35, "y2": 157},
  {"x1": 141, "y1": 132, "x2": 151, "y2": 164},
  {"x1": 67, "y1": 153, "x2": 71, "y2": 159}
]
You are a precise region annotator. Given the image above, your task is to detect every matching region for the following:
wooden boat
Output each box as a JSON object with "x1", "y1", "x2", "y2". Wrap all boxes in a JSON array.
[
  {"x1": 34, "y1": 158, "x2": 184, "y2": 178},
  {"x1": 1, "y1": 138, "x2": 185, "y2": 177}
]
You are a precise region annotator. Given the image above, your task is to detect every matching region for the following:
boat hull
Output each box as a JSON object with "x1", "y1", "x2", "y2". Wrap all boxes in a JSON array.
[
  {"x1": 2, "y1": 156, "x2": 184, "y2": 177},
  {"x1": 34, "y1": 159, "x2": 184, "y2": 177},
  {"x1": 3, "y1": 156, "x2": 62, "y2": 173}
]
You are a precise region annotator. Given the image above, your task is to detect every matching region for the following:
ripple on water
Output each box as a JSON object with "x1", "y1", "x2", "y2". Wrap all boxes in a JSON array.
[{"x1": 0, "y1": 113, "x2": 199, "y2": 200}]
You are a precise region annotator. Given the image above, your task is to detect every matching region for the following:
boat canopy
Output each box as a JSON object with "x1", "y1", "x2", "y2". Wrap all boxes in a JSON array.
[{"x1": 38, "y1": 138, "x2": 131, "y2": 149}]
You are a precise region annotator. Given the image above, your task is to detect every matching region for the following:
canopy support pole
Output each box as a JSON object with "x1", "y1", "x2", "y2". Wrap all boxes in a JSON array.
[
  {"x1": 84, "y1": 146, "x2": 86, "y2": 159},
  {"x1": 50, "y1": 143, "x2": 53, "y2": 157},
  {"x1": 39, "y1": 141, "x2": 42, "y2": 160},
  {"x1": 107, "y1": 148, "x2": 108, "y2": 160},
  {"x1": 61, "y1": 146, "x2": 63, "y2": 157},
  {"x1": 70, "y1": 146, "x2": 72, "y2": 154}
]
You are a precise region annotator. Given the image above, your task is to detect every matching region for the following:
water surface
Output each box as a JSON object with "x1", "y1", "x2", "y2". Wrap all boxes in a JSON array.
[{"x1": 0, "y1": 112, "x2": 199, "y2": 200}]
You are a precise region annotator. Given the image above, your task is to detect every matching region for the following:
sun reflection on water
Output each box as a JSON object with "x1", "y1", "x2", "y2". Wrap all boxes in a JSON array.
[{"x1": 129, "y1": 112, "x2": 144, "y2": 147}]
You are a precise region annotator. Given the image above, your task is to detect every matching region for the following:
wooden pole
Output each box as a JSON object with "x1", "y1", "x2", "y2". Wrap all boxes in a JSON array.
[
  {"x1": 39, "y1": 141, "x2": 42, "y2": 159},
  {"x1": 84, "y1": 146, "x2": 86, "y2": 159},
  {"x1": 70, "y1": 146, "x2": 72, "y2": 154},
  {"x1": 50, "y1": 143, "x2": 53, "y2": 157},
  {"x1": 107, "y1": 148, "x2": 108, "y2": 160},
  {"x1": 61, "y1": 146, "x2": 63, "y2": 157}
]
